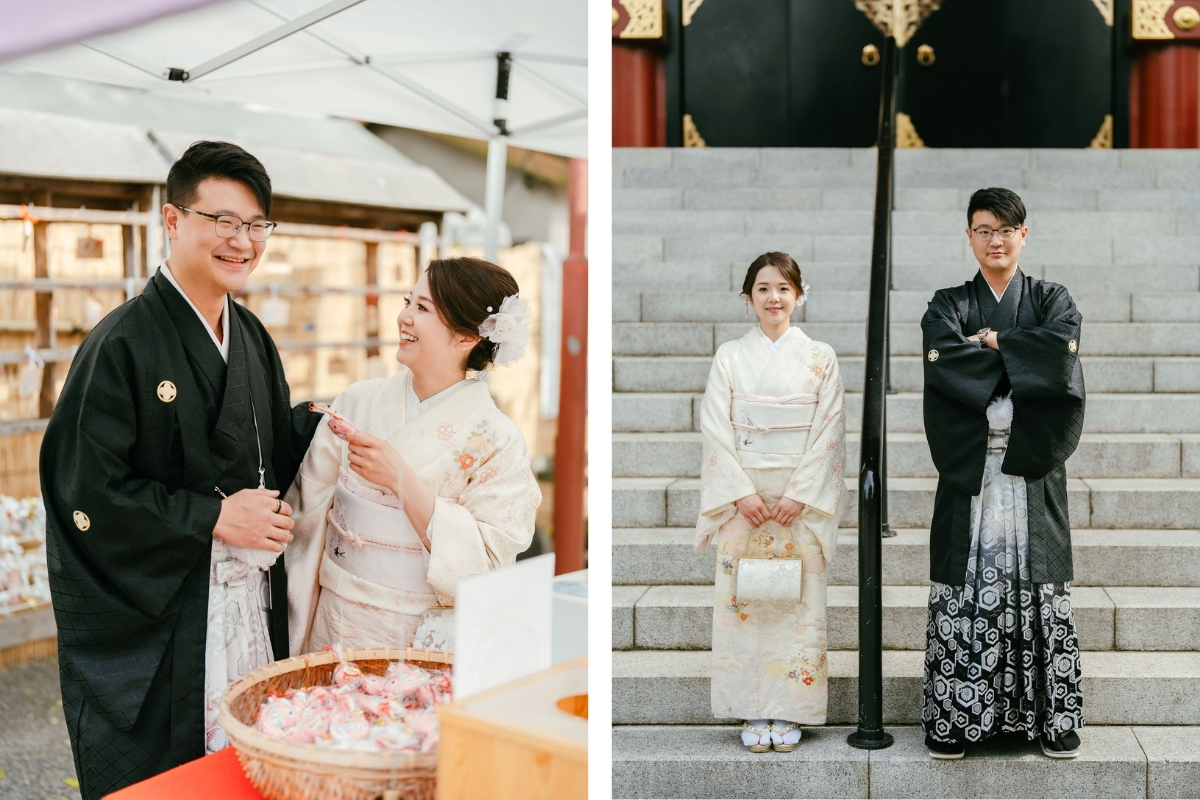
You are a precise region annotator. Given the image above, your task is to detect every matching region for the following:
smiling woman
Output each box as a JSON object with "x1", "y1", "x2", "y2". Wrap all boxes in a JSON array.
[
  {"x1": 695, "y1": 251, "x2": 849, "y2": 754},
  {"x1": 284, "y1": 255, "x2": 542, "y2": 662}
]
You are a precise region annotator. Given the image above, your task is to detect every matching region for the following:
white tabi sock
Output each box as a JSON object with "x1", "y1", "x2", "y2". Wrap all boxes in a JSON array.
[
  {"x1": 770, "y1": 720, "x2": 802, "y2": 746},
  {"x1": 742, "y1": 719, "x2": 771, "y2": 746}
]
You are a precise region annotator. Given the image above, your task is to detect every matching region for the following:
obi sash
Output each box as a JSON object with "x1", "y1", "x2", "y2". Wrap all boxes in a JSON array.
[
  {"x1": 325, "y1": 469, "x2": 435, "y2": 595},
  {"x1": 730, "y1": 392, "x2": 817, "y2": 455}
]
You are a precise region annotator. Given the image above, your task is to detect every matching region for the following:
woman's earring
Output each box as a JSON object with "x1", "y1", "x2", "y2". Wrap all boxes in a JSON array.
[{"x1": 744, "y1": 299, "x2": 750, "y2": 319}]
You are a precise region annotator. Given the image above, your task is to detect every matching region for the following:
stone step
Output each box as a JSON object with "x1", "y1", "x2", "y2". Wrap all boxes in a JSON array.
[
  {"x1": 611, "y1": 528, "x2": 1200, "y2": 588},
  {"x1": 613, "y1": 432, "x2": 1198, "y2": 480},
  {"x1": 612, "y1": 255, "x2": 1200, "y2": 294},
  {"x1": 614, "y1": 476, "x2": 1200, "y2": 530},
  {"x1": 613, "y1": 321, "x2": 1200, "y2": 358},
  {"x1": 614, "y1": 584, "x2": 1200, "y2": 653},
  {"x1": 614, "y1": 209, "x2": 1188, "y2": 240},
  {"x1": 611, "y1": 649, "x2": 1200, "y2": 726},
  {"x1": 614, "y1": 145, "x2": 1200, "y2": 172},
  {"x1": 612, "y1": 392, "x2": 1200, "y2": 435},
  {"x1": 617, "y1": 290, "x2": 1200, "y2": 325},
  {"x1": 611, "y1": 724, "x2": 1200, "y2": 799},
  {"x1": 614, "y1": 355, "x2": 1200, "y2": 394}
]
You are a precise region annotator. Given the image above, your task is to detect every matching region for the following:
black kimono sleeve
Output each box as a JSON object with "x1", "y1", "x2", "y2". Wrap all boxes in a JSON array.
[
  {"x1": 921, "y1": 290, "x2": 1005, "y2": 495},
  {"x1": 42, "y1": 329, "x2": 220, "y2": 727},
  {"x1": 998, "y1": 282, "x2": 1086, "y2": 479}
]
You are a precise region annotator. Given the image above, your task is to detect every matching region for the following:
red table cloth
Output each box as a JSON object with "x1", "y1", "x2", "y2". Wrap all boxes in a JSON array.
[{"x1": 104, "y1": 748, "x2": 265, "y2": 799}]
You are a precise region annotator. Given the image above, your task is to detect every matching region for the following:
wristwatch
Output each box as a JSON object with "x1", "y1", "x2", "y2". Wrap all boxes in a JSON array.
[{"x1": 975, "y1": 327, "x2": 991, "y2": 347}]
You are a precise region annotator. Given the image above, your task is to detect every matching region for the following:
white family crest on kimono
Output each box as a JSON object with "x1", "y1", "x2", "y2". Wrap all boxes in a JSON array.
[
  {"x1": 698, "y1": 325, "x2": 848, "y2": 725},
  {"x1": 285, "y1": 368, "x2": 540, "y2": 656}
]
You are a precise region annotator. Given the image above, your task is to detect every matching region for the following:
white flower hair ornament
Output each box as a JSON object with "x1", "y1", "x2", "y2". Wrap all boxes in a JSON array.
[
  {"x1": 477, "y1": 294, "x2": 532, "y2": 367},
  {"x1": 797, "y1": 276, "x2": 812, "y2": 307}
]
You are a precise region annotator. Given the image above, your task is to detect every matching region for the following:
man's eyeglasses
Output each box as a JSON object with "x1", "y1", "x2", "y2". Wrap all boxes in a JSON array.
[
  {"x1": 971, "y1": 226, "x2": 1022, "y2": 242},
  {"x1": 175, "y1": 205, "x2": 277, "y2": 242}
]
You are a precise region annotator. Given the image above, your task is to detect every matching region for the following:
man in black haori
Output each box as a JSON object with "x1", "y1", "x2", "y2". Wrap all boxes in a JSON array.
[
  {"x1": 919, "y1": 187, "x2": 1086, "y2": 761},
  {"x1": 40, "y1": 141, "x2": 318, "y2": 799}
]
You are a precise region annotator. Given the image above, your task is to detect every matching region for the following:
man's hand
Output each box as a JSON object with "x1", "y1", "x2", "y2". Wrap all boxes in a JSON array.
[
  {"x1": 982, "y1": 330, "x2": 999, "y2": 350},
  {"x1": 736, "y1": 494, "x2": 771, "y2": 528},
  {"x1": 345, "y1": 429, "x2": 405, "y2": 496},
  {"x1": 213, "y1": 488, "x2": 294, "y2": 552},
  {"x1": 772, "y1": 497, "x2": 805, "y2": 527}
]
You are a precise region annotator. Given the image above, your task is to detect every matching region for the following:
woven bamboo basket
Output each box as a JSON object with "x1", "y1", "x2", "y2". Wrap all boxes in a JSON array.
[{"x1": 219, "y1": 646, "x2": 452, "y2": 800}]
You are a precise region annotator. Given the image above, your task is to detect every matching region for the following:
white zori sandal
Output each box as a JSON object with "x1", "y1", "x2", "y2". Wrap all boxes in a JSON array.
[
  {"x1": 741, "y1": 720, "x2": 772, "y2": 753},
  {"x1": 771, "y1": 721, "x2": 802, "y2": 752}
]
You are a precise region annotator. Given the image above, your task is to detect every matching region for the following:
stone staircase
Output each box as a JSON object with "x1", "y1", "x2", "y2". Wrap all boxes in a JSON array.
[{"x1": 611, "y1": 147, "x2": 1200, "y2": 799}]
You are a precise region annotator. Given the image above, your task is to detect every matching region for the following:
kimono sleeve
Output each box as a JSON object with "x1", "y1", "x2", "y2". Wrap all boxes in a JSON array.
[
  {"x1": 695, "y1": 347, "x2": 756, "y2": 553},
  {"x1": 425, "y1": 423, "x2": 540, "y2": 599},
  {"x1": 996, "y1": 282, "x2": 1083, "y2": 400},
  {"x1": 40, "y1": 335, "x2": 218, "y2": 620},
  {"x1": 782, "y1": 350, "x2": 849, "y2": 562},
  {"x1": 921, "y1": 290, "x2": 1006, "y2": 413},
  {"x1": 283, "y1": 395, "x2": 344, "y2": 656}
]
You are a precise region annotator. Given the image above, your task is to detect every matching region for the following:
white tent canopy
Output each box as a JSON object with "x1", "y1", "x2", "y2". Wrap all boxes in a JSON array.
[{"x1": 1, "y1": 0, "x2": 587, "y2": 159}]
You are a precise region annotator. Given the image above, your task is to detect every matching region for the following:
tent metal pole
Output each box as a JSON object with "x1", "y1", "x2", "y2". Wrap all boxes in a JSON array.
[
  {"x1": 509, "y1": 108, "x2": 589, "y2": 138},
  {"x1": 485, "y1": 52, "x2": 513, "y2": 262},
  {"x1": 484, "y1": 137, "x2": 507, "y2": 262},
  {"x1": 182, "y1": 0, "x2": 367, "y2": 81},
  {"x1": 368, "y1": 65, "x2": 494, "y2": 135}
]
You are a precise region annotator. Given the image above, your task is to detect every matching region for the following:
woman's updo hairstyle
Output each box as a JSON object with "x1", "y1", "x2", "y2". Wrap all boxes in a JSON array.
[
  {"x1": 741, "y1": 251, "x2": 806, "y2": 298},
  {"x1": 425, "y1": 256, "x2": 520, "y2": 372}
]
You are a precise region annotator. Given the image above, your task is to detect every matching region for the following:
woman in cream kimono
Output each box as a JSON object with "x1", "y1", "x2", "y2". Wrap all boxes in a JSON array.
[
  {"x1": 285, "y1": 256, "x2": 540, "y2": 655},
  {"x1": 696, "y1": 251, "x2": 848, "y2": 752}
]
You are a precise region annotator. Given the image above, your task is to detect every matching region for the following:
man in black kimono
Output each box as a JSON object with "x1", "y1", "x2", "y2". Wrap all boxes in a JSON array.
[
  {"x1": 920, "y1": 188, "x2": 1086, "y2": 761},
  {"x1": 40, "y1": 141, "x2": 319, "y2": 799}
]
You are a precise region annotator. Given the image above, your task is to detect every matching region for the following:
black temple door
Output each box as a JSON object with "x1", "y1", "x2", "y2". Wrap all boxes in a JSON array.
[
  {"x1": 669, "y1": 0, "x2": 1117, "y2": 148},
  {"x1": 901, "y1": 0, "x2": 1114, "y2": 147},
  {"x1": 679, "y1": 0, "x2": 885, "y2": 146}
]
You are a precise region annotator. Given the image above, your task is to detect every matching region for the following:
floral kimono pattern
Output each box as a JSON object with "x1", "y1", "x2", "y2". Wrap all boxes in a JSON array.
[
  {"x1": 285, "y1": 369, "x2": 541, "y2": 655},
  {"x1": 697, "y1": 326, "x2": 848, "y2": 724}
]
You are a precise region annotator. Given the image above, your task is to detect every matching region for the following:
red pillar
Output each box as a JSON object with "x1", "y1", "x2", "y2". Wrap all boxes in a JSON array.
[
  {"x1": 1130, "y1": 44, "x2": 1200, "y2": 147},
  {"x1": 613, "y1": 45, "x2": 666, "y2": 147},
  {"x1": 553, "y1": 158, "x2": 588, "y2": 575}
]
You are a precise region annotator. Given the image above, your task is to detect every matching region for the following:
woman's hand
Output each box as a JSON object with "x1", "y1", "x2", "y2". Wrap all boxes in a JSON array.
[
  {"x1": 736, "y1": 494, "x2": 771, "y2": 528},
  {"x1": 344, "y1": 428, "x2": 436, "y2": 549},
  {"x1": 344, "y1": 429, "x2": 404, "y2": 497},
  {"x1": 772, "y1": 497, "x2": 805, "y2": 527}
]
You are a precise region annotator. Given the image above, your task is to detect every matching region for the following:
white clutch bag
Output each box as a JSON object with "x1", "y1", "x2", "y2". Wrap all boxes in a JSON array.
[{"x1": 735, "y1": 557, "x2": 803, "y2": 603}]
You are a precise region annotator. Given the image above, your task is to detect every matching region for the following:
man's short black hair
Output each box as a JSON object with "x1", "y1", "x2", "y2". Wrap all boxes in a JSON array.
[
  {"x1": 166, "y1": 140, "x2": 273, "y2": 218},
  {"x1": 967, "y1": 187, "x2": 1026, "y2": 229}
]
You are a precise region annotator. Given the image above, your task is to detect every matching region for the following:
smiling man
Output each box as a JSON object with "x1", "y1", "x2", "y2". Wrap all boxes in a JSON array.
[
  {"x1": 40, "y1": 141, "x2": 319, "y2": 798},
  {"x1": 919, "y1": 188, "x2": 1086, "y2": 762}
]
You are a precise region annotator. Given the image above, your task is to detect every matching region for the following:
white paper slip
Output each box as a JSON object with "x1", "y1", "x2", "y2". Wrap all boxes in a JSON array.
[{"x1": 453, "y1": 553, "x2": 554, "y2": 700}]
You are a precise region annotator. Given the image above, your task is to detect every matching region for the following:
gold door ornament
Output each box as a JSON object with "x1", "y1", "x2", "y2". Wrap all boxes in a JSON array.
[
  {"x1": 683, "y1": 0, "x2": 705, "y2": 26},
  {"x1": 1088, "y1": 114, "x2": 1114, "y2": 149},
  {"x1": 916, "y1": 43, "x2": 935, "y2": 65},
  {"x1": 853, "y1": 0, "x2": 943, "y2": 47},
  {"x1": 1175, "y1": 5, "x2": 1200, "y2": 29},
  {"x1": 862, "y1": 44, "x2": 881, "y2": 66},
  {"x1": 897, "y1": 112, "x2": 926, "y2": 148},
  {"x1": 1133, "y1": 0, "x2": 1176, "y2": 38},
  {"x1": 1091, "y1": 0, "x2": 1114, "y2": 26},
  {"x1": 617, "y1": 0, "x2": 665, "y2": 39},
  {"x1": 683, "y1": 114, "x2": 708, "y2": 147}
]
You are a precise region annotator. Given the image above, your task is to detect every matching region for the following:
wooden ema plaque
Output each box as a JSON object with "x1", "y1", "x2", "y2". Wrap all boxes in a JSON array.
[{"x1": 436, "y1": 657, "x2": 587, "y2": 800}]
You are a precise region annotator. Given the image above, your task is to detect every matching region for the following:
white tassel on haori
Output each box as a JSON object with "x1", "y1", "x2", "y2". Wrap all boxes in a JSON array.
[{"x1": 986, "y1": 393, "x2": 1014, "y2": 432}]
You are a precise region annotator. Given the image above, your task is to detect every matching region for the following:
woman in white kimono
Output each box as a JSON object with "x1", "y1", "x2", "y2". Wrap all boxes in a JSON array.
[
  {"x1": 696, "y1": 251, "x2": 848, "y2": 752},
  {"x1": 285, "y1": 256, "x2": 541, "y2": 655}
]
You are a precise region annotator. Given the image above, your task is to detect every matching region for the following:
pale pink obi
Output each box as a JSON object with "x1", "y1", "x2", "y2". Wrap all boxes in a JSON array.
[
  {"x1": 730, "y1": 392, "x2": 818, "y2": 454},
  {"x1": 325, "y1": 468, "x2": 434, "y2": 594}
]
